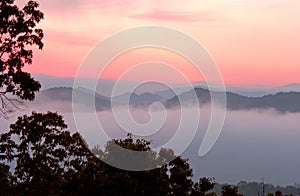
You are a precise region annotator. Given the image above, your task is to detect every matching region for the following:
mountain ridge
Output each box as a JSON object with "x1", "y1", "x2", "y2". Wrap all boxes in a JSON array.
[{"x1": 37, "y1": 86, "x2": 300, "y2": 113}]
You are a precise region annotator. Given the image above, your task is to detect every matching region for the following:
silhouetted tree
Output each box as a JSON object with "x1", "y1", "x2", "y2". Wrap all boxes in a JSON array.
[
  {"x1": 95, "y1": 135, "x2": 172, "y2": 196},
  {"x1": 169, "y1": 156, "x2": 194, "y2": 195},
  {"x1": 191, "y1": 177, "x2": 217, "y2": 196},
  {"x1": 1, "y1": 112, "x2": 219, "y2": 195},
  {"x1": 0, "y1": 0, "x2": 43, "y2": 118},
  {"x1": 0, "y1": 163, "x2": 13, "y2": 195},
  {"x1": 275, "y1": 190, "x2": 283, "y2": 196},
  {"x1": 0, "y1": 111, "x2": 91, "y2": 195},
  {"x1": 221, "y1": 185, "x2": 243, "y2": 196},
  {"x1": 258, "y1": 179, "x2": 266, "y2": 196},
  {"x1": 234, "y1": 181, "x2": 300, "y2": 196},
  {"x1": 55, "y1": 133, "x2": 201, "y2": 196}
]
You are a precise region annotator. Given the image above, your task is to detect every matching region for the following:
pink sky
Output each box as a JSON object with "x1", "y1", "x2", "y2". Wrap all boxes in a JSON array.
[{"x1": 23, "y1": 0, "x2": 300, "y2": 85}]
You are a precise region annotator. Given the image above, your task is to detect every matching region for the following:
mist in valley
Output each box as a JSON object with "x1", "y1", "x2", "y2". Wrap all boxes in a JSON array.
[{"x1": 1, "y1": 99, "x2": 299, "y2": 186}]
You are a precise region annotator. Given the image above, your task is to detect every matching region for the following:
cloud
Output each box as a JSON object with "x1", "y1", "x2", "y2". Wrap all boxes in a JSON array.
[{"x1": 130, "y1": 9, "x2": 218, "y2": 22}]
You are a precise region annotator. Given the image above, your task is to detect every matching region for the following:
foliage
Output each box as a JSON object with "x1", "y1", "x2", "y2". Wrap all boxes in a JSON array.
[
  {"x1": 2, "y1": 111, "x2": 299, "y2": 196},
  {"x1": 221, "y1": 185, "x2": 243, "y2": 196},
  {"x1": 0, "y1": 111, "x2": 91, "y2": 195},
  {"x1": 0, "y1": 111, "x2": 218, "y2": 195},
  {"x1": 0, "y1": 0, "x2": 43, "y2": 117},
  {"x1": 192, "y1": 177, "x2": 217, "y2": 196},
  {"x1": 0, "y1": 163, "x2": 13, "y2": 195}
]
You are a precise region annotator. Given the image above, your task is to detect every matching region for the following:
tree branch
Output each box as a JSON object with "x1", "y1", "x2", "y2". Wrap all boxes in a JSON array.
[{"x1": 0, "y1": 93, "x2": 25, "y2": 119}]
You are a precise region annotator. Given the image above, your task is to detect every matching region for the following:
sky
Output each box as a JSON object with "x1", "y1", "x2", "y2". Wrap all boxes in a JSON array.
[
  {"x1": 20, "y1": 0, "x2": 300, "y2": 85},
  {"x1": 3, "y1": 0, "x2": 300, "y2": 185}
]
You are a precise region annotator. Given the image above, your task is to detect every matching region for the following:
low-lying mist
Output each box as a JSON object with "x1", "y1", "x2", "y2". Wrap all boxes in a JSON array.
[{"x1": 0, "y1": 100, "x2": 299, "y2": 186}]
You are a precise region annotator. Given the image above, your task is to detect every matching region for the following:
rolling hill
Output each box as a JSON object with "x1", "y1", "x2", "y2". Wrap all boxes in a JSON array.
[{"x1": 36, "y1": 87, "x2": 300, "y2": 113}]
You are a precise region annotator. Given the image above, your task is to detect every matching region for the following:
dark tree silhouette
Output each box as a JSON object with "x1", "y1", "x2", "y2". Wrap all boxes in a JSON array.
[
  {"x1": 0, "y1": 111, "x2": 91, "y2": 195},
  {"x1": 169, "y1": 156, "x2": 194, "y2": 195},
  {"x1": 221, "y1": 185, "x2": 243, "y2": 196},
  {"x1": 0, "y1": 163, "x2": 13, "y2": 195},
  {"x1": 192, "y1": 177, "x2": 217, "y2": 196},
  {"x1": 0, "y1": 0, "x2": 43, "y2": 118},
  {"x1": 0, "y1": 112, "x2": 220, "y2": 195},
  {"x1": 67, "y1": 136, "x2": 222, "y2": 195},
  {"x1": 275, "y1": 190, "x2": 283, "y2": 196},
  {"x1": 95, "y1": 135, "x2": 176, "y2": 195}
]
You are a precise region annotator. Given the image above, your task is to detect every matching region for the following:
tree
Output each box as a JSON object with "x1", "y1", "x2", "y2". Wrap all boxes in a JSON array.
[
  {"x1": 0, "y1": 163, "x2": 13, "y2": 195},
  {"x1": 72, "y1": 134, "x2": 204, "y2": 195},
  {"x1": 0, "y1": 111, "x2": 91, "y2": 195},
  {"x1": 275, "y1": 191, "x2": 283, "y2": 196},
  {"x1": 0, "y1": 0, "x2": 44, "y2": 118},
  {"x1": 169, "y1": 156, "x2": 194, "y2": 195},
  {"x1": 258, "y1": 179, "x2": 266, "y2": 196},
  {"x1": 96, "y1": 135, "x2": 172, "y2": 196},
  {"x1": 221, "y1": 185, "x2": 243, "y2": 196},
  {"x1": 192, "y1": 177, "x2": 217, "y2": 196},
  {"x1": 1, "y1": 113, "x2": 219, "y2": 195}
]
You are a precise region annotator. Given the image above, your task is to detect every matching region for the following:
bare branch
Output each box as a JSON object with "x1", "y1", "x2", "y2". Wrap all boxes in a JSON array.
[{"x1": 0, "y1": 93, "x2": 26, "y2": 119}]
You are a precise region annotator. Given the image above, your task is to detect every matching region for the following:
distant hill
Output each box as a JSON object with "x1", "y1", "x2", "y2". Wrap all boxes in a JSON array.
[
  {"x1": 36, "y1": 87, "x2": 300, "y2": 113},
  {"x1": 165, "y1": 87, "x2": 300, "y2": 113},
  {"x1": 33, "y1": 74, "x2": 300, "y2": 96},
  {"x1": 37, "y1": 87, "x2": 111, "y2": 111},
  {"x1": 113, "y1": 92, "x2": 162, "y2": 105}
]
